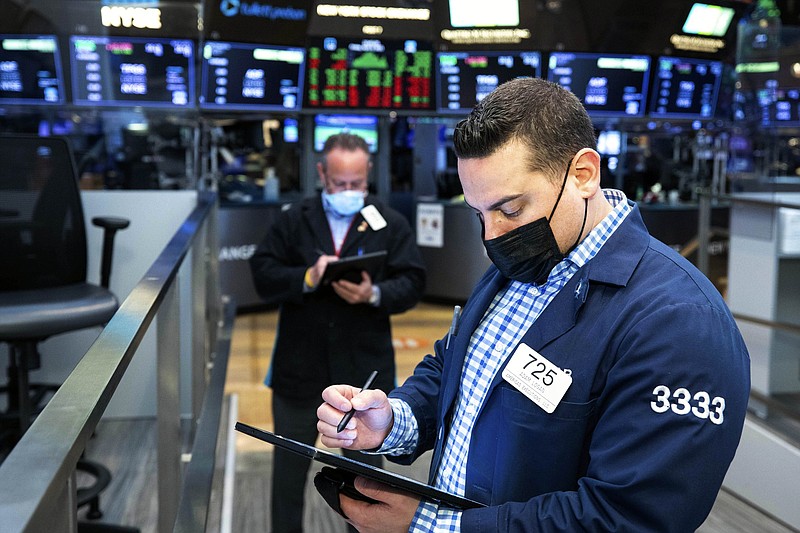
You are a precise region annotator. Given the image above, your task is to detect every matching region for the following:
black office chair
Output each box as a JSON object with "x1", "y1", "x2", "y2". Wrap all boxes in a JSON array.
[{"x1": 0, "y1": 134, "x2": 131, "y2": 527}]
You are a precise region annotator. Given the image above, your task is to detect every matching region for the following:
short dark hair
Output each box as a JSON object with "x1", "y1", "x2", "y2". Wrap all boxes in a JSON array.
[
  {"x1": 320, "y1": 132, "x2": 371, "y2": 170},
  {"x1": 453, "y1": 77, "x2": 597, "y2": 181}
]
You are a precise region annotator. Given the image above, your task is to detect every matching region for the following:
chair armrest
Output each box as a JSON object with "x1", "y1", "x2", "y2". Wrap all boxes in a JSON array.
[
  {"x1": 92, "y1": 216, "x2": 130, "y2": 288},
  {"x1": 92, "y1": 216, "x2": 130, "y2": 232}
]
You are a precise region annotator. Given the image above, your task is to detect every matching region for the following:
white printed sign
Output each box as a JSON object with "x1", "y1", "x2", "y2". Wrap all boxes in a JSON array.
[{"x1": 416, "y1": 203, "x2": 444, "y2": 248}]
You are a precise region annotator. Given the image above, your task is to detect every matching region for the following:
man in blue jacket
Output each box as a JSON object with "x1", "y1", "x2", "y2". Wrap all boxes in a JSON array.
[{"x1": 316, "y1": 78, "x2": 751, "y2": 532}]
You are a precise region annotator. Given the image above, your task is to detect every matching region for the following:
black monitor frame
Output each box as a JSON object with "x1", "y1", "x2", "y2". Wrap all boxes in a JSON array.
[
  {"x1": 304, "y1": 36, "x2": 434, "y2": 112},
  {"x1": 0, "y1": 34, "x2": 65, "y2": 106},
  {"x1": 69, "y1": 35, "x2": 195, "y2": 109},
  {"x1": 435, "y1": 50, "x2": 541, "y2": 115},
  {"x1": 200, "y1": 40, "x2": 305, "y2": 112},
  {"x1": 547, "y1": 51, "x2": 651, "y2": 118},
  {"x1": 649, "y1": 55, "x2": 724, "y2": 120},
  {"x1": 313, "y1": 114, "x2": 379, "y2": 153}
]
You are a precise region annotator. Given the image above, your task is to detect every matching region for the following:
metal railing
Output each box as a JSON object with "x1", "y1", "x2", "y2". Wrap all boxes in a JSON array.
[
  {"x1": 696, "y1": 190, "x2": 800, "y2": 277},
  {"x1": 174, "y1": 295, "x2": 235, "y2": 533},
  {"x1": 0, "y1": 190, "x2": 224, "y2": 533},
  {"x1": 697, "y1": 189, "x2": 800, "y2": 413}
]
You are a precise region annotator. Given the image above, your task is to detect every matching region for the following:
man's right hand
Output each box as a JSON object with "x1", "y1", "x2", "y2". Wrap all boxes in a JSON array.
[
  {"x1": 306, "y1": 254, "x2": 339, "y2": 289},
  {"x1": 317, "y1": 385, "x2": 394, "y2": 450}
]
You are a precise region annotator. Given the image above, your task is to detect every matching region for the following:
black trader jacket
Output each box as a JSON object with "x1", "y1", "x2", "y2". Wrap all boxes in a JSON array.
[{"x1": 250, "y1": 195, "x2": 426, "y2": 400}]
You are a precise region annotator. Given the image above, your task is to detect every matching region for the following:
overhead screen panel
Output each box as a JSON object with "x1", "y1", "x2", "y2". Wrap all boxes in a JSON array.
[
  {"x1": 0, "y1": 35, "x2": 65, "y2": 105},
  {"x1": 448, "y1": 0, "x2": 520, "y2": 27},
  {"x1": 69, "y1": 36, "x2": 195, "y2": 108},
  {"x1": 759, "y1": 85, "x2": 800, "y2": 127},
  {"x1": 436, "y1": 51, "x2": 540, "y2": 114},
  {"x1": 314, "y1": 114, "x2": 378, "y2": 153},
  {"x1": 200, "y1": 41, "x2": 305, "y2": 111},
  {"x1": 203, "y1": 0, "x2": 310, "y2": 46},
  {"x1": 304, "y1": 37, "x2": 433, "y2": 111},
  {"x1": 547, "y1": 52, "x2": 651, "y2": 118},
  {"x1": 649, "y1": 56, "x2": 723, "y2": 119},
  {"x1": 735, "y1": 50, "x2": 800, "y2": 128},
  {"x1": 682, "y1": 2, "x2": 735, "y2": 37},
  {"x1": 771, "y1": 87, "x2": 800, "y2": 126}
]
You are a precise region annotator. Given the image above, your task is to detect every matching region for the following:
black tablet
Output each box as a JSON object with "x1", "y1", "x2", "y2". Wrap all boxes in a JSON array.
[
  {"x1": 319, "y1": 250, "x2": 387, "y2": 285},
  {"x1": 235, "y1": 421, "x2": 486, "y2": 510}
]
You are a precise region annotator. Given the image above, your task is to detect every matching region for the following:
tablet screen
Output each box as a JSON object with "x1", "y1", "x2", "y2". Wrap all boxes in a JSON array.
[
  {"x1": 235, "y1": 422, "x2": 485, "y2": 510},
  {"x1": 320, "y1": 250, "x2": 387, "y2": 285}
]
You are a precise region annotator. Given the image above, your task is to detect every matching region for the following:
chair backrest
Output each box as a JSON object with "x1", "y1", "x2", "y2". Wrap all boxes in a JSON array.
[{"x1": 0, "y1": 135, "x2": 87, "y2": 291}]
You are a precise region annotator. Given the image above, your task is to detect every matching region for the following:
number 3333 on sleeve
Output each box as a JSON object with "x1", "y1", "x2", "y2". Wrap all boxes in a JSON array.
[{"x1": 650, "y1": 384, "x2": 726, "y2": 425}]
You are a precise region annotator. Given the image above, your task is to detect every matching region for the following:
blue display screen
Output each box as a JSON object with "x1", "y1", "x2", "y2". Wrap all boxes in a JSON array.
[
  {"x1": 0, "y1": 35, "x2": 65, "y2": 105},
  {"x1": 70, "y1": 36, "x2": 194, "y2": 108},
  {"x1": 547, "y1": 52, "x2": 651, "y2": 117}
]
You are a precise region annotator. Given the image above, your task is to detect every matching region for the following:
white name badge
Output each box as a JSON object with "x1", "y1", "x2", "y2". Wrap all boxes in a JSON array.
[
  {"x1": 501, "y1": 343, "x2": 572, "y2": 414},
  {"x1": 360, "y1": 205, "x2": 387, "y2": 231}
]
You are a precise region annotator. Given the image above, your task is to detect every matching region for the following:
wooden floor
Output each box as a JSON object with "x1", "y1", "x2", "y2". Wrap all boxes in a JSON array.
[{"x1": 78, "y1": 302, "x2": 798, "y2": 533}]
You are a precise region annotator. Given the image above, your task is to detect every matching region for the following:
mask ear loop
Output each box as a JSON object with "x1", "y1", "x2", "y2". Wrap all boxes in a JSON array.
[
  {"x1": 547, "y1": 162, "x2": 573, "y2": 222},
  {"x1": 553, "y1": 156, "x2": 589, "y2": 253}
]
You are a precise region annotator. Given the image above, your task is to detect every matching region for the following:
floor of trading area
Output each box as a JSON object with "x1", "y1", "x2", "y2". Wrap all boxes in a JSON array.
[{"x1": 74, "y1": 302, "x2": 797, "y2": 533}]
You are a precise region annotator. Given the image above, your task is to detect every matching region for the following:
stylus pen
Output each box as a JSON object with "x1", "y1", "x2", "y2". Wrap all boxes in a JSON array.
[
  {"x1": 337, "y1": 370, "x2": 378, "y2": 433},
  {"x1": 445, "y1": 305, "x2": 462, "y2": 350}
]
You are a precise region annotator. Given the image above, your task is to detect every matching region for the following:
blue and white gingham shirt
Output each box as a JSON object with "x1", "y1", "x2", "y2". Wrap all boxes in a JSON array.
[{"x1": 381, "y1": 190, "x2": 631, "y2": 532}]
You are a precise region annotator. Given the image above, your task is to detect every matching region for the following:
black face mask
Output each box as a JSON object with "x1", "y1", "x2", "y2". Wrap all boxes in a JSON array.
[{"x1": 482, "y1": 162, "x2": 588, "y2": 285}]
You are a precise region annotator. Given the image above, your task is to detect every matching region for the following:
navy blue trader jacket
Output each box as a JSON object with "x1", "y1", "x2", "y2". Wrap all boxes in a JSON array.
[{"x1": 388, "y1": 201, "x2": 750, "y2": 532}]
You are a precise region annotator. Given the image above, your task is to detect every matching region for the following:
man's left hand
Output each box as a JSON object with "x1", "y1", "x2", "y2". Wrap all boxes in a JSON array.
[
  {"x1": 332, "y1": 271, "x2": 373, "y2": 304},
  {"x1": 340, "y1": 476, "x2": 420, "y2": 533}
]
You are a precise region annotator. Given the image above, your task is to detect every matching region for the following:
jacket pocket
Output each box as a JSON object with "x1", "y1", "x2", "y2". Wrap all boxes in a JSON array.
[{"x1": 500, "y1": 384, "x2": 597, "y2": 423}]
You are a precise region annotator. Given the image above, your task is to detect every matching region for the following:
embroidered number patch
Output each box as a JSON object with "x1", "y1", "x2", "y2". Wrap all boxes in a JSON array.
[{"x1": 650, "y1": 385, "x2": 726, "y2": 425}]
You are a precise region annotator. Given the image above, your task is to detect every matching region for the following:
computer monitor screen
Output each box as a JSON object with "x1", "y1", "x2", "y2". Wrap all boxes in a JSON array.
[
  {"x1": 436, "y1": 51, "x2": 541, "y2": 114},
  {"x1": 682, "y1": 3, "x2": 735, "y2": 37},
  {"x1": 0, "y1": 35, "x2": 64, "y2": 105},
  {"x1": 547, "y1": 52, "x2": 650, "y2": 117},
  {"x1": 283, "y1": 117, "x2": 299, "y2": 143},
  {"x1": 649, "y1": 56, "x2": 723, "y2": 119},
  {"x1": 448, "y1": 0, "x2": 520, "y2": 27},
  {"x1": 69, "y1": 36, "x2": 194, "y2": 108},
  {"x1": 313, "y1": 114, "x2": 378, "y2": 153},
  {"x1": 597, "y1": 130, "x2": 622, "y2": 156},
  {"x1": 304, "y1": 37, "x2": 433, "y2": 111},
  {"x1": 758, "y1": 83, "x2": 800, "y2": 127},
  {"x1": 200, "y1": 41, "x2": 305, "y2": 111}
]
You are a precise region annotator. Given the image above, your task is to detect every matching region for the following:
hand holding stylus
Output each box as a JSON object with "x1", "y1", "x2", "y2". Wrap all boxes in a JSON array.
[
  {"x1": 337, "y1": 370, "x2": 378, "y2": 432},
  {"x1": 317, "y1": 376, "x2": 393, "y2": 451}
]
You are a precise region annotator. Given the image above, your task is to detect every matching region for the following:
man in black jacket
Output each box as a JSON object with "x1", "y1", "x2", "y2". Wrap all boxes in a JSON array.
[{"x1": 250, "y1": 133, "x2": 426, "y2": 533}]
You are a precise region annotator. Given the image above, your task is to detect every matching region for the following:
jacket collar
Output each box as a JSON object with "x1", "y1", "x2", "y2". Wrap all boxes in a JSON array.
[
  {"x1": 440, "y1": 201, "x2": 651, "y2": 414},
  {"x1": 302, "y1": 194, "x2": 379, "y2": 257}
]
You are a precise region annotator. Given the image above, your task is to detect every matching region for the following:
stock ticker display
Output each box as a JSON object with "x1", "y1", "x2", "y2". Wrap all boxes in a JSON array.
[
  {"x1": 649, "y1": 56, "x2": 723, "y2": 119},
  {"x1": 70, "y1": 36, "x2": 194, "y2": 108},
  {"x1": 548, "y1": 52, "x2": 651, "y2": 117},
  {"x1": 760, "y1": 83, "x2": 800, "y2": 127},
  {"x1": 200, "y1": 41, "x2": 305, "y2": 111},
  {"x1": 435, "y1": 51, "x2": 541, "y2": 114},
  {"x1": 304, "y1": 37, "x2": 433, "y2": 110},
  {"x1": 0, "y1": 35, "x2": 64, "y2": 105}
]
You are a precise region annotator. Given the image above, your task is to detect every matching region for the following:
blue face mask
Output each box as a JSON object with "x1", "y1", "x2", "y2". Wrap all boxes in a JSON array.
[{"x1": 322, "y1": 190, "x2": 365, "y2": 217}]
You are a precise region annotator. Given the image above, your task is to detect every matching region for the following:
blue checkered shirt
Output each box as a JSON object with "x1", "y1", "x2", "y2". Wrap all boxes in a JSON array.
[{"x1": 380, "y1": 190, "x2": 631, "y2": 532}]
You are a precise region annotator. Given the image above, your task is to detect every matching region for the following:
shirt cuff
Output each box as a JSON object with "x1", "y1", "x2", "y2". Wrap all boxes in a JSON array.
[
  {"x1": 375, "y1": 398, "x2": 419, "y2": 455},
  {"x1": 409, "y1": 500, "x2": 462, "y2": 533}
]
